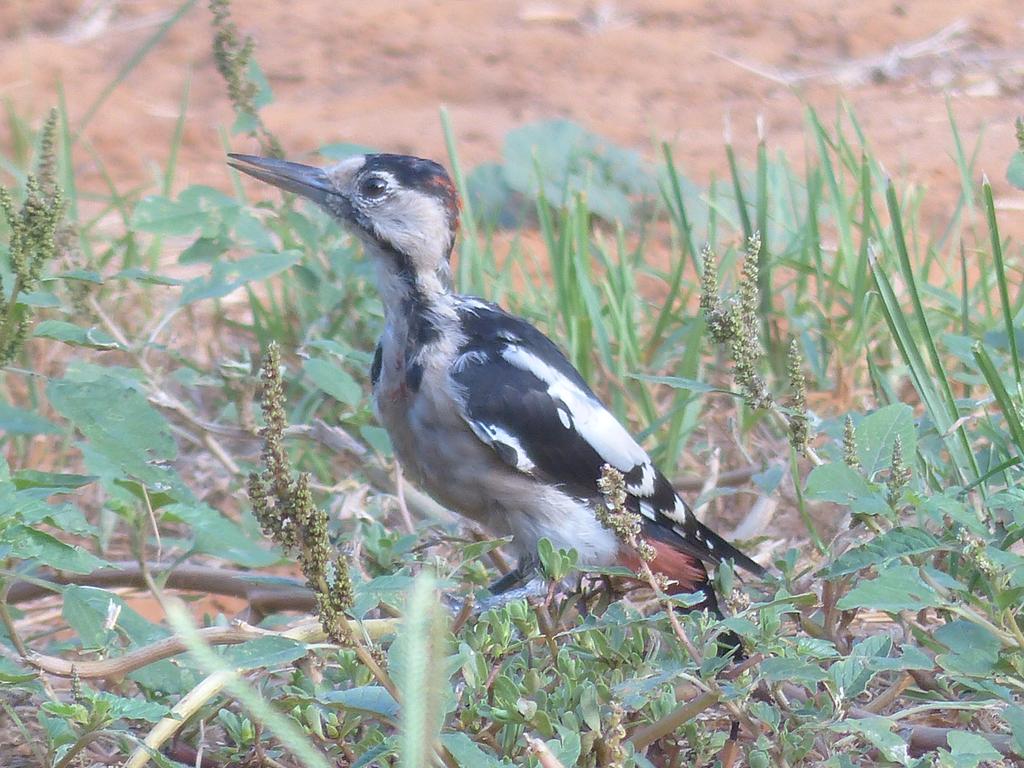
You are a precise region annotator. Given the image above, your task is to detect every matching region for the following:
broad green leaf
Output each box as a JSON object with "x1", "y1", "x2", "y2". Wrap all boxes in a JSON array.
[
  {"x1": 829, "y1": 634, "x2": 892, "y2": 700},
  {"x1": 59, "y1": 269, "x2": 103, "y2": 284},
  {"x1": 0, "y1": 400, "x2": 60, "y2": 435},
  {"x1": 0, "y1": 656, "x2": 38, "y2": 686},
  {"x1": 1004, "y1": 704, "x2": 1024, "y2": 756},
  {"x1": 760, "y1": 657, "x2": 829, "y2": 685},
  {"x1": 12, "y1": 470, "x2": 96, "y2": 490},
  {"x1": 178, "y1": 236, "x2": 228, "y2": 264},
  {"x1": 48, "y1": 376, "x2": 184, "y2": 496},
  {"x1": 218, "y1": 637, "x2": 307, "y2": 670},
  {"x1": 831, "y1": 717, "x2": 910, "y2": 766},
  {"x1": 179, "y1": 250, "x2": 301, "y2": 305},
  {"x1": 820, "y1": 527, "x2": 943, "y2": 578},
  {"x1": 18, "y1": 290, "x2": 61, "y2": 307},
  {"x1": 3, "y1": 525, "x2": 109, "y2": 573},
  {"x1": 34, "y1": 320, "x2": 122, "y2": 350},
  {"x1": 836, "y1": 564, "x2": 944, "y2": 612},
  {"x1": 112, "y1": 268, "x2": 184, "y2": 286},
  {"x1": 502, "y1": 119, "x2": 654, "y2": 222},
  {"x1": 441, "y1": 732, "x2": 512, "y2": 767},
  {"x1": 629, "y1": 373, "x2": 726, "y2": 394},
  {"x1": 804, "y1": 463, "x2": 889, "y2": 516},
  {"x1": 303, "y1": 357, "x2": 363, "y2": 407},
  {"x1": 321, "y1": 686, "x2": 400, "y2": 721},
  {"x1": 62, "y1": 585, "x2": 168, "y2": 648},
  {"x1": 93, "y1": 691, "x2": 170, "y2": 723},
  {"x1": 942, "y1": 730, "x2": 1004, "y2": 767},
  {"x1": 921, "y1": 493, "x2": 989, "y2": 536},
  {"x1": 163, "y1": 503, "x2": 278, "y2": 567},
  {"x1": 855, "y1": 404, "x2": 917, "y2": 477},
  {"x1": 934, "y1": 620, "x2": 1000, "y2": 676},
  {"x1": 131, "y1": 185, "x2": 239, "y2": 237}
]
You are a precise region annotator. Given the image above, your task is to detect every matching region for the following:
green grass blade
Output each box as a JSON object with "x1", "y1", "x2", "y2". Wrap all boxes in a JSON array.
[
  {"x1": 982, "y1": 178, "x2": 1021, "y2": 390},
  {"x1": 972, "y1": 342, "x2": 1024, "y2": 457},
  {"x1": 725, "y1": 137, "x2": 752, "y2": 240},
  {"x1": 163, "y1": 71, "x2": 193, "y2": 197}
]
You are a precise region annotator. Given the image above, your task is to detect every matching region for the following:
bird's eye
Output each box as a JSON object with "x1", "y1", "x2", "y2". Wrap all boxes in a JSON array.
[{"x1": 359, "y1": 175, "x2": 389, "y2": 200}]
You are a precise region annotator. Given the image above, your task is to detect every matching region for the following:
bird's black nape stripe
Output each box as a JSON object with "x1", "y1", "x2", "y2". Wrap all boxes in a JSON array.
[{"x1": 362, "y1": 154, "x2": 451, "y2": 193}]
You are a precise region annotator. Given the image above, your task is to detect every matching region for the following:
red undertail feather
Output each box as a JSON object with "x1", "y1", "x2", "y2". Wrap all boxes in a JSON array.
[{"x1": 618, "y1": 537, "x2": 710, "y2": 595}]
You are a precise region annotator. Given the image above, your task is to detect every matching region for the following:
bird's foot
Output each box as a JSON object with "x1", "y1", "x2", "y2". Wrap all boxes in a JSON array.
[
  {"x1": 441, "y1": 575, "x2": 549, "y2": 618},
  {"x1": 487, "y1": 554, "x2": 539, "y2": 595}
]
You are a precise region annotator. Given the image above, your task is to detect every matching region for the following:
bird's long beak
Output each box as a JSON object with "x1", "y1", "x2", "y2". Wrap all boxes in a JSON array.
[{"x1": 227, "y1": 153, "x2": 334, "y2": 205}]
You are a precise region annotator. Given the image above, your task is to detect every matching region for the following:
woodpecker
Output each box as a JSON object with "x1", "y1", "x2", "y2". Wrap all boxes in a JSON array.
[{"x1": 228, "y1": 151, "x2": 765, "y2": 618}]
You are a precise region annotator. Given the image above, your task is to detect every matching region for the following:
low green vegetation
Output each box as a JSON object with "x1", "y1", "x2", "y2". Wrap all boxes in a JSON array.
[{"x1": 1, "y1": 3, "x2": 1024, "y2": 766}]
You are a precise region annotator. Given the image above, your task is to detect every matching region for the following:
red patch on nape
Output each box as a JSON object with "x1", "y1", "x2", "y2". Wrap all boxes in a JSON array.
[
  {"x1": 618, "y1": 538, "x2": 709, "y2": 595},
  {"x1": 427, "y1": 174, "x2": 461, "y2": 234}
]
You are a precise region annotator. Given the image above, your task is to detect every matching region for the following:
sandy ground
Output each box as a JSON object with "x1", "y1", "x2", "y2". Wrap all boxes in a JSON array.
[{"x1": 1, "y1": 0, "x2": 1023, "y2": 235}]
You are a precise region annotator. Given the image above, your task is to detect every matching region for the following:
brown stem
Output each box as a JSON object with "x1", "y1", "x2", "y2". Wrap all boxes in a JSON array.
[
  {"x1": 7, "y1": 562, "x2": 317, "y2": 617},
  {"x1": 28, "y1": 618, "x2": 398, "y2": 680},
  {"x1": 629, "y1": 691, "x2": 722, "y2": 750}
]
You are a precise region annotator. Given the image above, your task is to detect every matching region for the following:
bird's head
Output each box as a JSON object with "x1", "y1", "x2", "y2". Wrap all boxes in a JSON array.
[{"x1": 228, "y1": 152, "x2": 460, "y2": 293}]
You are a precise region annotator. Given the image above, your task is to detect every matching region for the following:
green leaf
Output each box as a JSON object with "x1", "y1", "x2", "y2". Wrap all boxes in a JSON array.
[
  {"x1": 131, "y1": 185, "x2": 239, "y2": 237},
  {"x1": 179, "y1": 250, "x2": 301, "y2": 305},
  {"x1": 2, "y1": 524, "x2": 109, "y2": 573},
  {"x1": 218, "y1": 636, "x2": 307, "y2": 670},
  {"x1": 856, "y1": 404, "x2": 917, "y2": 477},
  {"x1": 934, "y1": 620, "x2": 1000, "y2": 676},
  {"x1": 18, "y1": 290, "x2": 61, "y2": 307},
  {"x1": 760, "y1": 657, "x2": 829, "y2": 685},
  {"x1": 831, "y1": 717, "x2": 910, "y2": 766},
  {"x1": 303, "y1": 358, "x2": 363, "y2": 407},
  {"x1": 59, "y1": 269, "x2": 104, "y2": 284},
  {"x1": 0, "y1": 400, "x2": 60, "y2": 435},
  {"x1": 34, "y1": 320, "x2": 123, "y2": 350},
  {"x1": 441, "y1": 732, "x2": 511, "y2": 767},
  {"x1": 942, "y1": 730, "x2": 1004, "y2": 767},
  {"x1": 0, "y1": 656, "x2": 42, "y2": 686},
  {"x1": 836, "y1": 565, "x2": 944, "y2": 612},
  {"x1": 93, "y1": 691, "x2": 170, "y2": 723},
  {"x1": 12, "y1": 470, "x2": 96, "y2": 490},
  {"x1": 321, "y1": 686, "x2": 400, "y2": 721},
  {"x1": 921, "y1": 493, "x2": 989, "y2": 536},
  {"x1": 48, "y1": 376, "x2": 182, "y2": 494},
  {"x1": 1003, "y1": 704, "x2": 1024, "y2": 756},
  {"x1": 1008, "y1": 151, "x2": 1024, "y2": 191},
  {"x1": 163, "y1": 503, "x2": 278, "y2": 567},
  {"x1": 828, "y1": 634, "x2": 892, "y2": 700},
  {"x1": 502, "y1": 119, "x2": 653, "y2": 222},
  {"x1": 629, "y1": 373, "x2": 726, "y2": 393},
  {"x1": 112, "y1": 268, "x2": 185, "y2": 286},
  {"x1": 820, "y1": 528, "x2": 943, "y2": 578},
  {"x1": 804, "y1": 463, "x2": 889, "y2": 516},
  {"x1": 62, "y1": 585, "x2": 168, "y2": 648}
]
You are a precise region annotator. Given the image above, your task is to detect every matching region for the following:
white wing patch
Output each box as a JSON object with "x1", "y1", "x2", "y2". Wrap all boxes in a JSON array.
[
  {"x1": 625, "y1": 462, "x2": 657, "y2": 497},
  {"x1": 500, "y1": 345, "x2": 650, "y2": 473},
  {"x1": 465, "y1": 420, "x2": 536, "y2": 472}
]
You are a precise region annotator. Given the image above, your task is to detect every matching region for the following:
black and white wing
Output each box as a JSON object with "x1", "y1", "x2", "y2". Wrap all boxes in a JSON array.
[{"x1": 450, "y1": 298, "x2": 764, "y2": 576}]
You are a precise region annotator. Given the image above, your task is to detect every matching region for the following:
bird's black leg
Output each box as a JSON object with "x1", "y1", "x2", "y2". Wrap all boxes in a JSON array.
[
  {"x1": 488, "y1": 554, "x2": 539, "y2": 595},
  {"x1": 461, "y1": 554, "x2": 546, "y2": 614}
]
